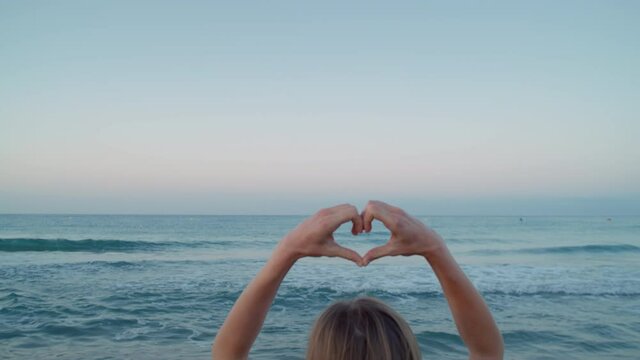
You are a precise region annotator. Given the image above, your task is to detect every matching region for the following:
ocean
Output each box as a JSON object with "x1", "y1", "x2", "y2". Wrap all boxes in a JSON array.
[{"x1": 1, "y1": 214, "x2": 639, "y2": 359}]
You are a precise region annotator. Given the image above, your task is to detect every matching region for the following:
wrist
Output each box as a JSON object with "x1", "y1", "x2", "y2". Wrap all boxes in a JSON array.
[
  {"x1": 263, "y1": 246, "x2": 298, "y2": 280},
  {"x1": 274, "y1": 239, "x2": 302, "y2": 265},
  {"x1": 421, "y1": 240, "x2": 449, "y2": 261}
]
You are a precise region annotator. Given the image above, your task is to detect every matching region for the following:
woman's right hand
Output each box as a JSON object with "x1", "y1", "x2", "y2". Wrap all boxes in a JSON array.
[{"x1": 361, "y1": 200, "x2": 446, "y2": 265}]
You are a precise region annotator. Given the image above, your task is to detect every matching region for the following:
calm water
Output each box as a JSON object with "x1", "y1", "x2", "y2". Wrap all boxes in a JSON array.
[{"x1": 1, "y1": 215, "x2": 639, "y2": 359}]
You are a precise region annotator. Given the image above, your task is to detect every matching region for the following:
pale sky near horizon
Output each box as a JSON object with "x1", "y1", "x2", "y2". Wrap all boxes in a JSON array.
[{"x1": 1, "y1": 1, "x2": 639, "y2": 215}]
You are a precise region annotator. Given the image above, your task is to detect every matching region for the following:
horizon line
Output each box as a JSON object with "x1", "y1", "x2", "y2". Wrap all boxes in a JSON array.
[{"x1": 0, "y1": 213, "x2": 634, "y2": 217}]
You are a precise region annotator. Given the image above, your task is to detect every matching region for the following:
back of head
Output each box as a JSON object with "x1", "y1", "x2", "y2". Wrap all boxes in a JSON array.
[{"x1": 306, "y1": 297, "x2": 421, "y2": 360}]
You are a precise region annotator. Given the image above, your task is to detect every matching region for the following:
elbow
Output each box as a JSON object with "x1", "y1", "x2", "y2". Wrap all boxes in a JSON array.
[
  {"x1": 212, "y1": 337, "x2": 248, "y2": 360},
  {"x1": 470, "y1": 338, "x2": 504, "y2": 360},
  {"x1": 470, "y1": 352, "x2": 503, "y2": 360}
]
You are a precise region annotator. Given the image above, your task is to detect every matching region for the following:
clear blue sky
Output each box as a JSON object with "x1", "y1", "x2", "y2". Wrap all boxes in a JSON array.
[{"x1": 1, "y1": 1, "x2": 639, "y2": 215}]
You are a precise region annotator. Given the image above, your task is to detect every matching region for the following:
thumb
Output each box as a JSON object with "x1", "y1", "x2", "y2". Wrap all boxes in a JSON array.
[
  {"x1": 326, "y1": 243, "x2": 364, "y2": 266},
  {"x1": 363, "y1": 243, "x2": 394, "y2": 266}
]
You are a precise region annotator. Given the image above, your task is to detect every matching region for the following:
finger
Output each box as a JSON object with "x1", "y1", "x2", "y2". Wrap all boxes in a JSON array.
[
  {"x1": 332, "y1": 204, "x2": 363, "y2": 234},
  {"x1": 350, "y1": 210, "x2": 364, "y2": 235},
  {"x1": 362, "y1": 243, "x2": 394, "y2": 266},
  {"x1": 362, "y1": 200, "x2": 395, "y2": 233},
  {"x1": 327, "y1": 243, "x2": 364, "y2": 266},
  {"x1": 362, "y1": 210, "x2": 373, "y2": 233}
]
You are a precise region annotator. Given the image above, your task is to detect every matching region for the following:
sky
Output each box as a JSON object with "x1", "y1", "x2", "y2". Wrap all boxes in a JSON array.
[{"x1": 1, "y1": 1, "x2": 639, "y2": 215}]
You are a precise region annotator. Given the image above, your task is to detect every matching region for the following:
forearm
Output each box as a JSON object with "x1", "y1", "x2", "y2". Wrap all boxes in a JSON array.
[
  {"x1": 212, "y1": 249, "x2": 296, "y2": 360},
  {"x1": 424, "y1": 246, "x2": 503, "y2": 360}
]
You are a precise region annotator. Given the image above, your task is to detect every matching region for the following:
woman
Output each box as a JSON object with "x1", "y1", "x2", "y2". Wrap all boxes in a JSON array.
[{"x1": 212, "y1": 201, "x2": 504, "y2": 359}]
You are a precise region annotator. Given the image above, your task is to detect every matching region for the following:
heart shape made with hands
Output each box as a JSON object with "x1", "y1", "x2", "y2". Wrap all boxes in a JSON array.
[{"x1": 306, "y1": 201, "x2": 433, "y2": 267}]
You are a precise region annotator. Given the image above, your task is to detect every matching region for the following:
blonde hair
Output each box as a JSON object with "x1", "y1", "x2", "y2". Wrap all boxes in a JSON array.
[{"x1": 306, "y1": 297, "x2": 422, "y2": 360}]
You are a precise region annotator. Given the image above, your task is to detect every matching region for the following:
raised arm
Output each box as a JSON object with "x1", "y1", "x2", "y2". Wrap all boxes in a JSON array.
[
  {"x1": 212, "y1": 204, "x2": 363, "y2": 360},
  {"x1": 361, "y1": 201, "x2": 504, "y2": 360}
]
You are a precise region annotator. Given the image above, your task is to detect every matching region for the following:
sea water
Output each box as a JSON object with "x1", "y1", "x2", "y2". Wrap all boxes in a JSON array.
[{"x1": 1, "y1": 215, "x2": 639, "y2": 359}]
